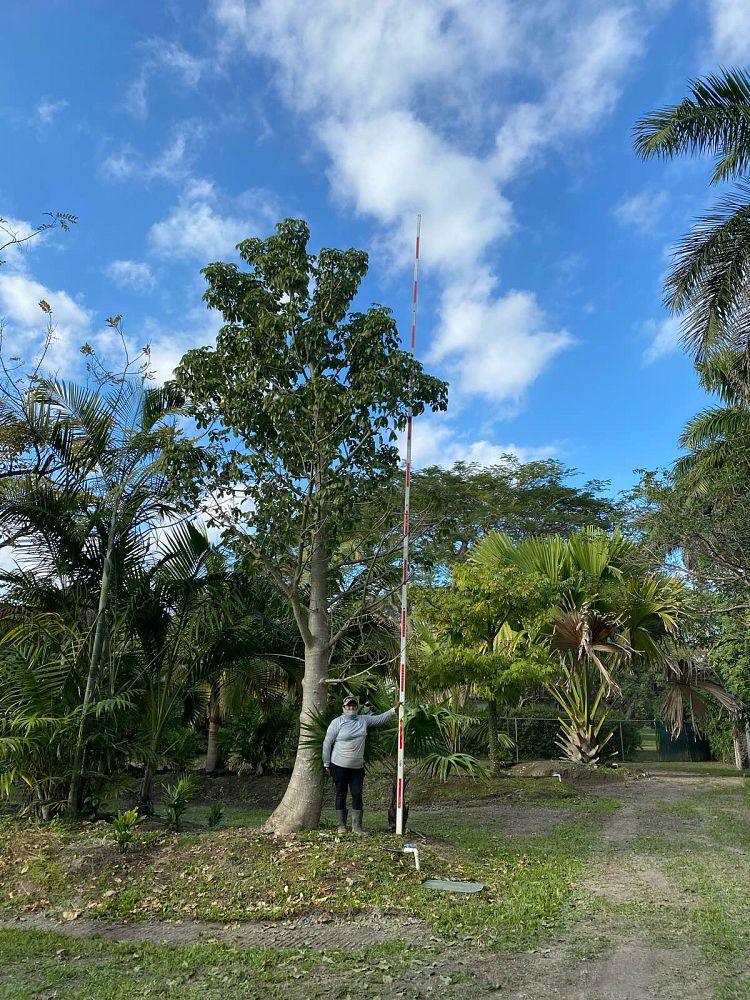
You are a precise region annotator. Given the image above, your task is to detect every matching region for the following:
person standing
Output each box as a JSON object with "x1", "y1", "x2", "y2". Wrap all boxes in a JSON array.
[{"x1": 323, "y1": 694, "x2": 396, "y2": 835}]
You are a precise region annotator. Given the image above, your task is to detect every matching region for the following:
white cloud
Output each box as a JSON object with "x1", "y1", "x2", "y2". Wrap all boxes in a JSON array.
[
  {"x1": 492, "y1": 6, "x2": 644, "y2": 180},
  {"x1": 0, "y1": 272, "x2": 93, "y2": 376},
  {"x1": 708, "y1": 0, "x2": 750, "y2": 63},
  {"x1": 432, "y1": 281, "x2": 573, "y2": 403},
  {"x1": 212, "y1": 0, "x2": 652, "y2": 404},
  {"x1": 405, "y1": 413, "x2": 559, "y2": 469},
  {"x1": 101, "y1": 145, "x2": 138, "y2": 181},
  {"x1": 0, "y1": 217, "x2": 45, "y2": 272},
  {"x1": 643, "y1": 316, "x2": 682, "y2": 364},
  {"x1": 214, "y1": 0, "x2": 519, "y2": 118},
  {"x1": 126, "y1": 41, "x2": 209, "y2": 118},
  {"x1": 322, "y1": 112, "x2": 514, "y2": 273},
  {"x1": 35, "y1": 98, "x2": 68, "y2": 126},
  {"x1": 141, "y1": 307, "x2": 222, "y2": 383},
  {"x1": 614, "y1": 188, "x2": 668, "y2": 233},
  {"x1": 101, "y1": 121, "x2": 204, "y2": 183},
  {"x1": 148, "y1": 178, "x2": 271, "y2": 261},
  {"x1": 104, "y1": 259, "x2": 156, "y2": 290}
]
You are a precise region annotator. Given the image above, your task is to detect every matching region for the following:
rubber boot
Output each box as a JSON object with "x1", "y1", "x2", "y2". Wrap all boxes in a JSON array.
[
  {"x1": 352, "y1": 809, "x2": 367, "y2": 836},
  {"x1": 336, "y1": 809, "x2": 348, "y2": 834}
]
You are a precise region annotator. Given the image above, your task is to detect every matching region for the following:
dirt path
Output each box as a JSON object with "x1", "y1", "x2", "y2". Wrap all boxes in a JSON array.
[
  {"x1": 487, "y1": 773, "x2": 745, "y2": 999},
  {"x1": 0, "y1": 911, "x2": 436, "y2": 951}
]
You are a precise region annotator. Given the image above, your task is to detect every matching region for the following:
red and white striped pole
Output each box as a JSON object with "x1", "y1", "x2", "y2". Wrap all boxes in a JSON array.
[{"x1": 396, "y1": 215, "x2": 420, "y2": 837}]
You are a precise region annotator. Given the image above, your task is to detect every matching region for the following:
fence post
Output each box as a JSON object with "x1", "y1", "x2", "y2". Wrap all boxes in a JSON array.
[
  {"x1": 514, "y1": 718, "x2": 519, "y2": 762},
  {"x1": 619, "y1": 721, "x2": 626, "y2": 763}
]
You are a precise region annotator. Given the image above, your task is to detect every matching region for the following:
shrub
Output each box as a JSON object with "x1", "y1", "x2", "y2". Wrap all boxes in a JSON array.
[
  {"x1": 110, "y1": 808, "x2": 142, "y2": 853},
  {"x1": 163, "y1": 776, "x2": 195, "y2": 831},
  {"x1": 508, "y1": 705, "x2": 561, "y2": 759},
  {"x1": 207, "y1": 803, "x2": 225, "y2": 829},
  {"x1": 166, "y1": 726, "x2": 205, "y2": 775},
  {"x1": 703, "y1": 708, "x2": 744, "y2": 764},
  {"x1": 218, "y1": 700, "x2": 298, "y2": 772}
]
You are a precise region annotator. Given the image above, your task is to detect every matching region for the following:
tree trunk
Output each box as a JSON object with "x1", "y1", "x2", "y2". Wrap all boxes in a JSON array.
[
  {"x1": 67, "y1": 503, "x2": 118, "y2": 816},
  {"x1": 138, "y1": 767, "x2": 155, "y2": 816},
  {"x1": 205, "y1": 680, "x2": 222, "y2": 773},
  {"x1": 487, "y1": 698, "x2": 501, "y2": 776},
  {"x1": 265, "y1": 522, "x2": 329, "y2": 835},
  {"x1": 732, "y1": 723, "x2": 750, "y2": 771}
]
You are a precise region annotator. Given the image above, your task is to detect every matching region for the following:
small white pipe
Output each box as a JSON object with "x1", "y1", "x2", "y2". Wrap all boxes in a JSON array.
[{"x1": 403, "y1": 846, "x2": 420, "y2": 872}]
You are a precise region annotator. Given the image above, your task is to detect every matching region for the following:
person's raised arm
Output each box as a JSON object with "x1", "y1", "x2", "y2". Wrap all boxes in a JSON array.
[{"x1": 364, "y1": 706, "x2": 398, "y2": 728}]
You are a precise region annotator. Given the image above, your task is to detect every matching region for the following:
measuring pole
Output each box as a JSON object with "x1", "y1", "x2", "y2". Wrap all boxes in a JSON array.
[{"x1": 396, "y1": 215, "x2": 421, "y2": 837}]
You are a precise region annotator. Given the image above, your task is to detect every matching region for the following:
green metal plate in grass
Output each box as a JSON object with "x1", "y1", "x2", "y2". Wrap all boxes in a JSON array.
[{"x1": 421, "y1": 879, "x2": 484, "y2": 893}]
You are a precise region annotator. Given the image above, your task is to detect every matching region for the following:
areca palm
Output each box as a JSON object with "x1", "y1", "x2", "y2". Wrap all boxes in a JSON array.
[
  {"x1": 0, "y1": 374, "x2": 186, "y2": 813},
  {"x1": 127, "y1": 523, "x2": 301, "y2": 812},
  {"x1": 634, "y1": 69, "x2": 750, "y2": 358}
]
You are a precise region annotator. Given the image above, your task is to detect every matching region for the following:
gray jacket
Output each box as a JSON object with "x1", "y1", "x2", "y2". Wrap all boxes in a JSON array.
[{"x1": 322, "y1": 708, "x2": 396, "y2": 769}]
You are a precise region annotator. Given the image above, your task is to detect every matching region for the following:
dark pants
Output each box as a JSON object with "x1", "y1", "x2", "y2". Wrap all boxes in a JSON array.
[{"x1": 330, "y1": 763, "x2": 365, "y2": 810}]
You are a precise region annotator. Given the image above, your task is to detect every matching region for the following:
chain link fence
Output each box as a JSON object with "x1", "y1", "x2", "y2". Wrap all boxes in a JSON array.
[{"x1": 499, "y1": 717, "x2": 712, "y2": 764}]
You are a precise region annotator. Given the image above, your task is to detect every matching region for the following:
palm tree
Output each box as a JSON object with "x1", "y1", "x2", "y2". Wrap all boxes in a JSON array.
[
  {"x1": 471, "y1": 529, "x2": 695, "y2": 765},
  {"x1": 0, "y1": 374, "x2": 186, "y2": 813},
  {"x1": 673, "y1": 349, "x2": 750, "y2": 484},
  {"x1": 634, "y1": 69, "x2": 750, "y2": 358}
]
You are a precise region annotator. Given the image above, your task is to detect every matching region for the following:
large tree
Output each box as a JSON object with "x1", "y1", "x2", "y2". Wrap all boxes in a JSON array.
[
  {"x1": 407, "y1": 459, "x2": 613, "y2": 583},
  {"x1": 169, "y1": 219, "x2": 447, "y2": 833}
]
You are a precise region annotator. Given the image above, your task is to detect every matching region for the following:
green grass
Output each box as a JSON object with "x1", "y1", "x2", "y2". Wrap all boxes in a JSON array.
[
  {"x1": 0, "y1": 780, "x2": 611, "y2": 952},
  {"x1": 3, "y1": 774, "x2": 750, "y2": 997},
  {"x1": 646, "y1": 761, "x2": 745, "y2": 777},
  {"x1": 0, "y1": 928, "x2": 436, "y2": 999},
  {"x1": 181, "y1": 805, "x2": 271, "y2": 829}
]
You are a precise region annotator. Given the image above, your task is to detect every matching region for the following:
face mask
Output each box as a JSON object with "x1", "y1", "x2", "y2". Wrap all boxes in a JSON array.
[{"x1": 343, "y1": 708, "x2": 358, "y2": 717}]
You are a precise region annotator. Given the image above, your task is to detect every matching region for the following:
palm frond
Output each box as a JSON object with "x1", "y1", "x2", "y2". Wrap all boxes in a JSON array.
[
  {"x1": 634, "y1": 69, "x2": 750, "y2": 184},
  {"x1": 664, "y1": 182, "x2": 750, "y2": 358}
]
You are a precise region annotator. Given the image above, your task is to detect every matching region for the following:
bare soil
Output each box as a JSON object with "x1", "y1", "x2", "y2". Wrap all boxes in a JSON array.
[{"x1": 0, "y1": 911, "x2": 435, "y2": 951}]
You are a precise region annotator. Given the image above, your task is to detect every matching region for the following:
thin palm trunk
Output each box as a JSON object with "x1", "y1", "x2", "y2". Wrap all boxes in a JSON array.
[
  {"x1": 205, "y1": 679, "x2": 222, "y2": 773},
  {"x1": 67, "y1": 502, "x2": 118, "y2": 816}
]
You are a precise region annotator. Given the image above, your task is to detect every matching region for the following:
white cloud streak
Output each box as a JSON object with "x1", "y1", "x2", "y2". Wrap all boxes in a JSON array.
[
  {"x1": 126, "y1": 41, "x2": 209, "y2": 119},
  {"x1": 406, "y1": 413, "x2": 559, "y2": 469},
  {"x1": 643, "y1": 315, "x2": 682, "y2": 364},
  {"x1": 104, "y1": 259, "x2": 156, "y2": 290},
  {"x1": 101, "y1": 120, "x2": 204, "y2": 183},
  {"x1": 708, "y1": 0, "x2": 750, "y2": 63},
  {"x1": 614, "y1": 188, "x2": 668, "y2": 233},
  {"x1": 35, "y1": 98, "x2": 69, "y2": 126}
]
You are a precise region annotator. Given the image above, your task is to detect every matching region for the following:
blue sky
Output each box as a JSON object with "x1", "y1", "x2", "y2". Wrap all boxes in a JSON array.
[{"x1": 2, "y1": 0, "x2": 747, "y2": 496}]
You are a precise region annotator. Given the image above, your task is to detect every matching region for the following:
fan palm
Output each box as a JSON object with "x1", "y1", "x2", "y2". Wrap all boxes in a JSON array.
[
  {"x1": 634, "y1": 69, "x2": 750, "y2": 358},
  {"x1": 472, "y1": 530, "x2": 686, "y2": 764}
]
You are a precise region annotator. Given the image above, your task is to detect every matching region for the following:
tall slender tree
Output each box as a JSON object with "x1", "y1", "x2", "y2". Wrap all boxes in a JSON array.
[{"x1": 170, "y1": 219, "x2": 447, "y2": 833}]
